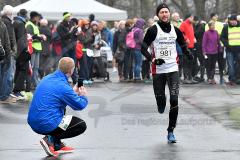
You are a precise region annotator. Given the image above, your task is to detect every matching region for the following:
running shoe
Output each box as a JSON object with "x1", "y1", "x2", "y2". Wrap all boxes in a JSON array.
[
  {"x1": 167, "y1": 132, "x2": 177, "y2": 143},
  {"x1": 55, "y1": 141, "x2": 74, "y2": 154},
  {"x1": 40, "y1": 135, "x2": 59, "y2": 156},
  {"x1": 87, "y1": 80, "x2": 93, "y2": 85},
  {"x1": 83, "y1": 80, "x2": 89, "y2": 85}
]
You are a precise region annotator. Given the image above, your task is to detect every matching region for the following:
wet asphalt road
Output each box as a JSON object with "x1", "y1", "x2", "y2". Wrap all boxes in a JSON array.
[{"x1": 0, "y1": 77, "x2": 240, "y2": 160}]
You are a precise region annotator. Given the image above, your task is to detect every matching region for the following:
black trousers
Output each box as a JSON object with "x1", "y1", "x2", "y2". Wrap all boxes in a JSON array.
[
  {"x1": 123, "y1": 49, "x2": 134, "y2": 80},
  {"x1": 183, "y1": 49, "x2": 194, "y2": 80},
  {"x1": 206, "y1": 54, "x2": 218, "y2": 80},
  {"x1": 153, "y1": 71, "x2": 179, "y2": 132},
  {"x1": 117, "y1": 60, "x2": 124, "y2": 78},
  {"x1": 13, "y1": 59, "x2": 30, "y2": 93},
  {"x1": 192, "y1": 48, "x2": 206, "y2": 78},
  {"x1": 48, "y1": 116, "x2": 87, "y2": 142},
  {"x1": 78, "y1": 53, "x2": 90, "y2": 81}
]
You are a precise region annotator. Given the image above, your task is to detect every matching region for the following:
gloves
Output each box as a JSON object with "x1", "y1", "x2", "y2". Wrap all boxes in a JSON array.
[
  {"x1": 185, "y1": 50, "x2": 194, "y2": 60},
  {"x1": 152, "y1": 58, "x2": 165, "y2": 65}
]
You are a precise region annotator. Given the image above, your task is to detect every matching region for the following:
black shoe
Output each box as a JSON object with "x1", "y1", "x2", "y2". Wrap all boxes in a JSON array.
[{"x1": 193, "y1": 76, "x2": 201, "y2": 82}]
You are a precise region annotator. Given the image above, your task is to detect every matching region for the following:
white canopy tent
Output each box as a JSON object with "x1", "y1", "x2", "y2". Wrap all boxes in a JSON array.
[{"x1": 13, "y1": 0, "x2": 128, "y2": 21}]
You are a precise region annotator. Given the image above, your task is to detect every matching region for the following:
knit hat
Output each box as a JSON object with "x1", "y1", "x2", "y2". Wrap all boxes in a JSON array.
[
  {"x1": 184, "y1": 13, "x2": 193, "y2": 20},
  {"x1": 30, "y1": 11, "x2": 40, "y2": 19},
  {"x1": 156, "y1": 3, "x2": 170, "y2": 15},
  {"x1": 91, "y1": 20, "x2": 98, "y2": 26},
  {"x1": 63, "y1": 12, "x2": 71, "y2": 20},
  {"x1": 228, "y1": 14, "x2": 237, "y2": 21}
]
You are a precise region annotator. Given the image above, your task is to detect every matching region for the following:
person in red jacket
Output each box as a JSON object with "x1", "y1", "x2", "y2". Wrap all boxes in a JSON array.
[{"x1": 180, "y1": 14, "x2": 197, "y2": 84}]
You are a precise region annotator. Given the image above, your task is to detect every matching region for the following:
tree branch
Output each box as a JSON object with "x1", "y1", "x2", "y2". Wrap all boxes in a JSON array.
[{"x1": 171, "y1": 0, "x2": 182, "y2": 11}]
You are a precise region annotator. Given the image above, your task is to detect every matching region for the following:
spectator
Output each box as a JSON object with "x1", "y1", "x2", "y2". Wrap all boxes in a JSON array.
[
  {"x1": 193, "y1": 16, "x2": 206, "y2": 82},
  {"x1": 171, "y1": 12, "x2": 184, "y2": 80},
  {"x1": 110, "y1": 21, "x2": 119, "y2": 35},
  {"x1": 123, "y1": 19, "x2": 135, "y2": 81},
  {"x1": 180, "y1": 13, "x2": 197, "y2": 84},
  {"x1": 0, "y1": 14, "x2": 15, "y2": 103},
  {"x1": 206, "y1": 13, "x2": 225, "y2": 84},
  {"x1": 78, "y1": 19, "x2": 94, "y2": 85},
  {"x1": 26, "y1": 11, "x2": 46, "y2": 88},
  {"x1": 51, "y1": 21, "x2": 62, "y2": 71},
  {"x1": 202, "y1": 21, "x2": 222, "y2": 84},
  {"x1": 221, "y1": 14, "x2": 240, "y2": 86},
  {"x1": 57, "y1": 12, "x2": 78, "y2": 83},
  {"x1": 98, "y1": 21, "x2": 114, "y2": 71},
  {"x1": 91, "y1": 21, "x2": 107, "y2": 79},
  {"x1": 12, "y1": 9, "x2": 31, "y2": 99},
  {"x1": 0, "y1": 5, "x2": 17, "y2": 102},
  {"x1": 171, "y1": 12, "x2": 182, "y2": 28},
  {"x1": 132, "y1": 18, "x2": 145, "y2": 81},
  {"x1": 39, "y1": 19, "x2": 52, "y2": 78},
  {"x1": 112, "y1": 20, "x2": 126, "y2": 81},
  {"x1": 142, "y1": 18, "x2": 154, "y2": 82}
]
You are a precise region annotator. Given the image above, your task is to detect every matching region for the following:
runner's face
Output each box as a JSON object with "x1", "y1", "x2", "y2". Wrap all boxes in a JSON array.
[{"x1": 158, "y1": 8, "x2": 170, "y2": 23}]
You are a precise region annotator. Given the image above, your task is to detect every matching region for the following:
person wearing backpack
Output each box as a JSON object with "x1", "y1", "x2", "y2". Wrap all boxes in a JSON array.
[
  {"x1": 123, "y1": 19, "x2": 135, "y2": 81},
  {"x1": 131, "y1": 18, "x2": 145, "y2": 81}
]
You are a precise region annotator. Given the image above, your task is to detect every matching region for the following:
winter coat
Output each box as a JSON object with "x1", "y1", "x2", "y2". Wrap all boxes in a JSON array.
[
  {"x1": 13, "y1": 16, "x2": 28, "y2": 55},
  {"x1": 133, "y1": 18, "x2": 145, "y2": 50},
  {"x1": 180, "y1": 19, "x2": 195, "y2": 49},
  {"x1": 1, "y1": 15, "x2": 17, "y2": 58},
  {"x1": 57, "y1": 20, "x2": 77, "y2": 50},
  {"x1": 13, "y1": 16, "x2": 31, "y2": 69},
  {"x1": 101, "y1": 27, "x2": 113, "y2": 48},
  {"x1": 220, "y1": 23, "x2": 240, "y2": 53},
  {"x1": 40, "y1": 25, "x2": 52, "y2": 56},
  {"x1": 0, "y1": 18, "x2": 11, "y2": 68},
  {"x1": 202, "y1": 29, "x2": 221, "y2": 55}
]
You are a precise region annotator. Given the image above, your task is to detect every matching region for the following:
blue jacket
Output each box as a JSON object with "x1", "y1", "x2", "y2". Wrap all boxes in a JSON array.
[
  {"x1": 102, "y1": 27, "x2": 113, "y2": 48},
  {"x1": 27, "y1": 70, "x2": 88, "y2": 134}
]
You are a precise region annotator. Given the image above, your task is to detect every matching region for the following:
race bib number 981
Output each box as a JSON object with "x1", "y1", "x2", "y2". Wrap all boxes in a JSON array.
[{"x1": 156, "y1": 49, "x2": 172, "y2": 59}]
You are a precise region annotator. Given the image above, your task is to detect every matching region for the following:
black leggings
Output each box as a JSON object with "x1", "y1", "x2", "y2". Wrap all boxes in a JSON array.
[
  {"x1": 48, "y1": 116, "x2": 87, "y2": 141},
  {"x1": 153, "y1": 71, "x2": 179, "y2": 132},
  {"x1": 206, "y1": 54, "x2": 218, "y2": 79}
]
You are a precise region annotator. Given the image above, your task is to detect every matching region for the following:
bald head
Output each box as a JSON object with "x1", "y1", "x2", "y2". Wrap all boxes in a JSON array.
[{"x1": 58, "y1": 57, "x2": 75, "y2": 74}]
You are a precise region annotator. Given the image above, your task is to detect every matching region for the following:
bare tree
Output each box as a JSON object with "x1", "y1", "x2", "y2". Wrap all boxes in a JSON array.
[{"x1": 0, "y1": 0, "x2": 238, "y2": 21}]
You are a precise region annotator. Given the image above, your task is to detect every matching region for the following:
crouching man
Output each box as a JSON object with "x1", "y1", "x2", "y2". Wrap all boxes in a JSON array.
[{"x1": 28, "y1": 57, "x2": 88, "y2": 156}]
